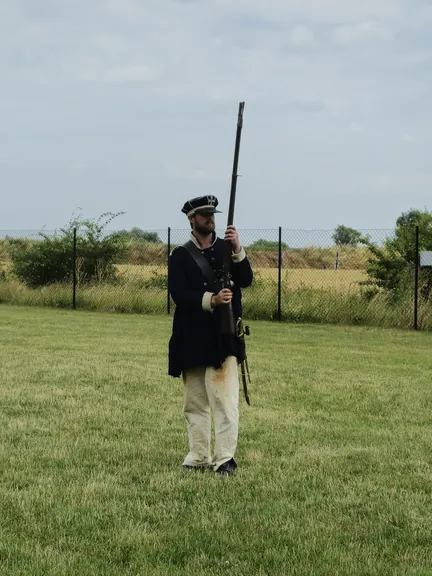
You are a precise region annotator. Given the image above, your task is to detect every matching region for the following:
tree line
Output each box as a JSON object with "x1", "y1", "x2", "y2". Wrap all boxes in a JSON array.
[{"x1": 1, "y1": 209, "x2": 431, "y2": 301}]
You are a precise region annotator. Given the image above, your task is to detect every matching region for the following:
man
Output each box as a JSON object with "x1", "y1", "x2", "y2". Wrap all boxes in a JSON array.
[{"x1": 168, "y1": 195, "x2": 253, "y2": 476}]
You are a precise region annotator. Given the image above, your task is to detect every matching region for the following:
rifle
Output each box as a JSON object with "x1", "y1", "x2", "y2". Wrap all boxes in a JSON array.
[
  {"x1": 220, "y1": 101, "x2": 251, "y2": 405},
  {"x1": 221, "y1": 101, "x2": 245, "y2": 335}
]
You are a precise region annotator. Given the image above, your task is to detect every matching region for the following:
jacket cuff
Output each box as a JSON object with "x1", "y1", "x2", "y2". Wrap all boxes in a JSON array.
[
  {"x1": 232, "y1": 246, "x2": 246, "y2": 263},
  {"x1": 202, "y1": 291, "x2": 214, "y2": 313}
]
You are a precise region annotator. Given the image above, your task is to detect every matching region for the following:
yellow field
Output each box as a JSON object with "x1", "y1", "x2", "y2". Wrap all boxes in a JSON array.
[
  {"x1": 1, "y1": 261, "x2": 369, "y2": 292},
  {"x1": 116, "y1": 264, "x2": 369, "y2": 292},
  {"x1": 257, "y1": 267, "x2": 368, "y2": 291}
]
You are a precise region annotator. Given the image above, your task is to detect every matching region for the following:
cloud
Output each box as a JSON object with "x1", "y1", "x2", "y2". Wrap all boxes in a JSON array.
[
  {"x1": 333, "y1": 20, "x2": 395, "y2": 44},
  {"x1": 1, "y1": 0, "x2": 432, "y2": 230},
  {"x1": 349, "y1": 122, "x2": 366, "y2": 133},
  {"x1": 289, "y1": 26, "x2": 315, "y2": 47},
  {"x1": 89, "y1": 64, "x2": 157, "y2": 83},
  {"x1": 401, "y1": 133, "x2": 414, "y2": 143},
  {"x1": 216, "y1": 0, "x2": 411, "y2": 25},
  {"x1": 290, "y1": 100, "x2": 325, "y2": 113},
  {"x1": 0, "y1": 0, "x2": 427, "y2": 109}
]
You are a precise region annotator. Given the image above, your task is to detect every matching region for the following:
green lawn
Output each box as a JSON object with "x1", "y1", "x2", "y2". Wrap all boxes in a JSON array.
[{"x1": 1, "y1": 305, "x2": 432, "y2": 576}]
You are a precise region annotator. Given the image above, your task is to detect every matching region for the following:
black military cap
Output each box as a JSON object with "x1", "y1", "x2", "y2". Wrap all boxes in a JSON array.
[{"x1": 181, "y1": 195, "x2": 222, "y2": 217}]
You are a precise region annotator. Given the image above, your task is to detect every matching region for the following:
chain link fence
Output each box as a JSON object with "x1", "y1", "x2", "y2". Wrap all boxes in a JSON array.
[{"x1": 1, "y1": 227, "x2": 431, "y2": 331}]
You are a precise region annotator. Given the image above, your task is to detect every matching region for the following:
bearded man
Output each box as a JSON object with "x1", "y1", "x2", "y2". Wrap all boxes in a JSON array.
[{"x1": 168, "y1": 195, "x2": 253, "y2": 476}]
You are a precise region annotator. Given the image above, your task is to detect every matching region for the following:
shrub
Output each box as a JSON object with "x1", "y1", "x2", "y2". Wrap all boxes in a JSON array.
[
  {"x1": 247, "y1": 239, "x2": 288, "y2": 250},
  {"x1": 9, "y1": 212, "x2": 127, "y2": 288},
  {"x1": 362, "y1": 208, "x2": 432, "y2": 300},
  {"x1": 110, "y1": 228, "x2": 162, "y2": 243},
  {"x1": 9, "y1": 235, "x2": 74, "y2": 287},
  {"x1": 0, "y1": 239, "x2": 10, "y2": 261}
]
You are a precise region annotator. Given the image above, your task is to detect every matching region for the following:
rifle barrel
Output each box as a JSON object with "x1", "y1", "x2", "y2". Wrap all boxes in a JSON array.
[
  {"x1": 221, "y1": 101, "x2": 245, "y2": 335},
  {"x1": 227, "y1": 101, "x2": 245, "y2": 227}
]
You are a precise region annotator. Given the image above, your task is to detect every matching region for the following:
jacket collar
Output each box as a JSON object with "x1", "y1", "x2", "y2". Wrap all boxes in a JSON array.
[{"x1": 190, "y1": 230, "x2": 217, "y2": 249}]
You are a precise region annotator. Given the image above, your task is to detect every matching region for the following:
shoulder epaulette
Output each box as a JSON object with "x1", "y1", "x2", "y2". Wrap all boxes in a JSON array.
[{"x1": 169, "y1": 246, "x2": 181, "y2": 256}]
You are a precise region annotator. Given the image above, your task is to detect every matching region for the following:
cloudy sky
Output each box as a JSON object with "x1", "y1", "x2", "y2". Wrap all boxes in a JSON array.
[{"x1": 1, "y1": 0, "x2": 431, "y2": 235}]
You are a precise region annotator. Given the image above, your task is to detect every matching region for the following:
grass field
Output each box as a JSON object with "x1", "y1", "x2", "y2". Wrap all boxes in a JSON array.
[
  {"x1": 4, "y1": 258, "x2": 430, "y2": 331},
  {"x1": 1, "y1": 260, "x2": 368, "y2": 292},
  {"x1": 1, "y1": 260, "x2": 369, "y2": 293},
  {"x1": 1, "y1": 305, "x2": 432, "y2": 575},
  {"x1": 116, "y1": 264, "x2": 368, "y2": 292}
]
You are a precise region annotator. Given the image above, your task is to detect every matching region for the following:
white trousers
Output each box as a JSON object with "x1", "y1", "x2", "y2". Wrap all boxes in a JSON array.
[{"x1": 182, "y1": 355, "x2": 239, "y2": 471}]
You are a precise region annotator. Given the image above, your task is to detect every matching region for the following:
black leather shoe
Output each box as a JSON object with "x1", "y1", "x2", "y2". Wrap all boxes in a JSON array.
[{"x1": 215, "y1": 458, "x2": 237, "y2": 476}]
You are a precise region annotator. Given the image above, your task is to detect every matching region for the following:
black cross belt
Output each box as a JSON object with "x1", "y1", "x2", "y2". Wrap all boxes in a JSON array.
[{"x1": 182, "y1": 240, "x2": 222, "y2": 291}]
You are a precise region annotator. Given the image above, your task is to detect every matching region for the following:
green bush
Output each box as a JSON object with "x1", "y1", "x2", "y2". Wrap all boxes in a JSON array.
[
  {"x1": 362, "y1": 209, "x2": 432, "y2": 301},
  {"x1": 8, "y1": 235, "x2": 74, "y2": 287},
  {"x1": 9, "y1": 212, "x2": 127, "y2": 288},
  {"x1": 110, "y1": 228, "x2": 162, "y2": 243},
  {"x1": 246, "y1": 239, "x2": 288, "y2": 251},
  {"x1": 0, "y1": 239, "x2": 10, "y2": 261}
]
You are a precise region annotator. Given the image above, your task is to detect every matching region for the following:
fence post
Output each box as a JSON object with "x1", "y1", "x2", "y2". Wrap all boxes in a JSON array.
[
  {"x1": 414, "y1": 225, "x2": 419, "y2": 330},
  {"x1": 72, "y1": 227, "x2": 77, "y2": 310},
  {"x1": 278, "y1": 226, "x2": 282, "y2": 321},
  {"x1": 167, "y1": 227, "x2": 171, "y2": 315}
]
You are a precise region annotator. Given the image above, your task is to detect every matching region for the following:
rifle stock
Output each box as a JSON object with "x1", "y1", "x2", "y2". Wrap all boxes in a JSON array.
[{"x1": 220, "y1": 101, "x2": 245, "y2": 335}]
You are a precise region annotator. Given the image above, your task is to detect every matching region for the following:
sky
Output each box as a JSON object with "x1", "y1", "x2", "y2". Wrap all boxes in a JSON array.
[{"x1": 1, "y1": 0, "x2": 431, "y2": 235}]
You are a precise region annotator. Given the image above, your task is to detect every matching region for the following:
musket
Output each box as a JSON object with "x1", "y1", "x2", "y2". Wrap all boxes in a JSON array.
[
  {"x1": 221, "y1": 101, "x2": 245, "y2": 336},
  {"x1": 220, "y1": 101, "x2": 251, "y2": 405}
]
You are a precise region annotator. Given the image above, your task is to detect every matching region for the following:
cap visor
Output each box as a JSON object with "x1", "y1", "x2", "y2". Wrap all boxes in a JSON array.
[{"x1": 196, "y1": 208, "x2": 222, "y2": 215}]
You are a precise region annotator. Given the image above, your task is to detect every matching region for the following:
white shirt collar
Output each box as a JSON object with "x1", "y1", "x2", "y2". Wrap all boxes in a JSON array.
[{"x1": 190, "y1": 231, "x2": 217, "y2": 249}]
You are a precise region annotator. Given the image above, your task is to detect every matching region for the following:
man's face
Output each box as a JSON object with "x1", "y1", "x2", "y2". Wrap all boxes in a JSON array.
[{"x1": 192, "y1": 211, "x2": 215, "y2": 235}]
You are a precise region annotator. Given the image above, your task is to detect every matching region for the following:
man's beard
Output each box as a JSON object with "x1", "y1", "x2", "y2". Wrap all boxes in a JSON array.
[{"x1": 195, "y1": 220, "x2": 215, "y2": 236}]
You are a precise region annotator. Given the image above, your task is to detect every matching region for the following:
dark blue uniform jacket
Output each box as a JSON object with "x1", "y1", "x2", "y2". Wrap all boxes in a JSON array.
[{"x1": 168, "y1": 233, "x2": 253, "y2": 377}]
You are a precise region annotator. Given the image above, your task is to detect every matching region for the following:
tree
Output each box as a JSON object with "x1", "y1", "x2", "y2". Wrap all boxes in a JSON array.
[
  {"x1": 362, "y1": 208, "x2": 432, "y2": 299},
  {"x1": 111, "y1": 228, "x2": 162, "y2": 243},
  {"x1": 247, "y1": 239, "x2": 288, "y2": 250},
  {"x1": 332, "y1": 225, "x2": 363, "y2": 246}
]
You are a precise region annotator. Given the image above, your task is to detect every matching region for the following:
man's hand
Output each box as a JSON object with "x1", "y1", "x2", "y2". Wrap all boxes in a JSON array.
[
  {"x1": 211, "y1": 288, "x2": 233, "y2": 307},
  {"x1": 224, "y1": 225, "x2": 241, "y2": 254}
]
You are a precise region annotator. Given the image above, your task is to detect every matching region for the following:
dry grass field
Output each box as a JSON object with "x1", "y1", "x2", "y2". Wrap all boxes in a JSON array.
[
  {"x1": 1, "y1": 261, "x2": 367, "y2": 294},
  {"x1": 116, "y1": 264, "x2": 368, "y2": 293}
]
